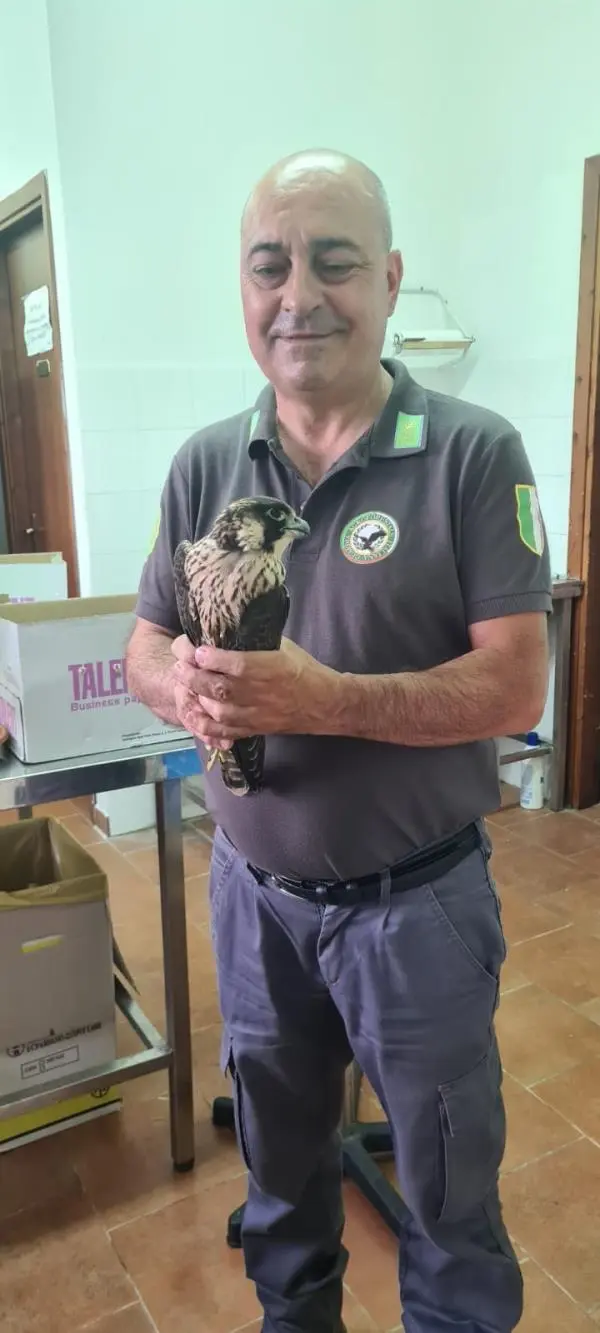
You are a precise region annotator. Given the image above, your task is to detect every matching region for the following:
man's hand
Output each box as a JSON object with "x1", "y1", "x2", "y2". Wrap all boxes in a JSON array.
[{"x1": 171, "y1": 635, "x2": 341, "y2": 746}]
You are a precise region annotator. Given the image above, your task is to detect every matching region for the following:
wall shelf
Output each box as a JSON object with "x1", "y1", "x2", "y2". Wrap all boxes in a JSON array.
[{"x1": 390, "y1": 287, "x2": 475, "y2": 361}]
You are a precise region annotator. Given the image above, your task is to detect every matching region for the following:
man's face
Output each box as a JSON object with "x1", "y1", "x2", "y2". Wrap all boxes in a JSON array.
[{"x1": 240, "y1": 175, "x2": 402, "y2": 398}]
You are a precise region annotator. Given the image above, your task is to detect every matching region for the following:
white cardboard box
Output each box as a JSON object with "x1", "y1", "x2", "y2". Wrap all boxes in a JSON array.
[
  {"x1": 0, "y1": 819, "x2": 117, "y2": 1101},
  {"x1": 0, "y1": 552, "x2": 68, "y2": 602},
  {"x1": 0, "y1": 594, "x2": 188, "y2": 763}
]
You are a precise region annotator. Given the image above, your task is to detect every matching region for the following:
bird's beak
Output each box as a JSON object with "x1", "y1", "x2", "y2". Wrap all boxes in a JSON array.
[{"x1": 287, "y1": 516, "x2": 310, "y2": 538}]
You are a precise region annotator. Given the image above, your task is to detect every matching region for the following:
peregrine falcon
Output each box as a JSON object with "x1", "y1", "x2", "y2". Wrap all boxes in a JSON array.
[{"x1": 173, "y1": 496, "x2": 309, "y2": 795}]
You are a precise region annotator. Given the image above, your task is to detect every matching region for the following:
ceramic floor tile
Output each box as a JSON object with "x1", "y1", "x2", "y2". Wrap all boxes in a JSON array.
[
  {"x1": 343, "y1": 1288, "x2": 383, "y2": 1331},
  {"x1": 533, "y1": 1058, "x2": 600, "y2": 1142},
  {"x1": 0, "y1": 1191, "x2": 136, "y2": 1333},
  {"x1": 511, "y1": 811, "x2": 600, "y2": 858},
  {"x1": 136, "y1": 922, "x2": 221, "y2": 1032},
  {"x1": 58, "y1": 813, "x2": 107, "y2": 846},
  {"x1": 490, "y1": 843, "x2": 590, "y2": 897},
  {"x1": 510, "y1": 926, "x2": 600, "y2": 1006},
  {"x1": 343, "y1": 1184, "x2": 401, "y2": 1331},
  {"x1": 579, "y1": 998, "x2": 600, "y2": 1026},
  {"x1": 186, "y1": 872, "x2": 210, "y2": 928},
  {"x1": 496, "y1": 984, "x2": 600, "y2": 1085},
  {"x1": 115, "y1": 1019, "x2": 229, "y2": 1114},
  {"x1": 519, "y1": 1260, "x2": 597, "y2": 1332},
  {"x1": 86, "y1": 840, "x2": 157, "y2": 894},
  {"x1": 501, "y1": 1073, "x2": 582, "y2": 1173},
  {"x1": 499, "y1": 955, "x2": 531, "y2": 996},
  {"x1": 79, "y1": 1307, "x2": 156, "y2": 1333},
  {"x1": 110, "y1": 1178, "x2": 260, "y2": 1333},
  {"x1": 544, "y1": 879, "x2": 600, "y2": 937},
  {"x1": 570, "y1": 846, "x2": 600, "y2": 877},
  {"x1": 67, "y1": 1094, "x2": 243, "y2": 1229},
  {"x1": 501, "y1": 1137, "x2": 600, "y2": 1307},
  {"x1": 126, "y1": 835, "x2": 212, "y2": 884},
  {"x1": 0, "y1": 1135, "x2": 81, "y2": 1223},
  {"x1": 495, "y1": 882, "x2": 570, "y2": 944}
]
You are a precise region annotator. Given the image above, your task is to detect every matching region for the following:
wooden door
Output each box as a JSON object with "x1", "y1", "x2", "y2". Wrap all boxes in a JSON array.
[{"x1": 0, "y1": 175, "x2": 78, "y2": 595}]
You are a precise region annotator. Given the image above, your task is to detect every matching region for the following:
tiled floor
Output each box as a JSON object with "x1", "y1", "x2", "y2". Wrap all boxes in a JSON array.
[{"x1": 1, "y1": 792, "x2": 600, "y2": 1331}]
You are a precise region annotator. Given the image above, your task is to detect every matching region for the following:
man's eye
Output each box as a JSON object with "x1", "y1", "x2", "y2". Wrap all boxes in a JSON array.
[
  {"x1": 319, "y1": 262, "x2": 354, "y2": 280},
  {"x1": 253, "y1": 265, "x2": 285, "y2": 280}
]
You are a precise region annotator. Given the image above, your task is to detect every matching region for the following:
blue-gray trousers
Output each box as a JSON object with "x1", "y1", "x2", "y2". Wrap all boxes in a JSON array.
[{"x1": 209, "y1": 827, "x2": 523, "y2": 1333}]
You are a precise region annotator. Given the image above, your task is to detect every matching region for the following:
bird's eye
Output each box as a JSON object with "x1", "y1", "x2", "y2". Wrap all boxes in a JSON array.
[{"x1": 266, "y1": 506, "x2": 286, "y2": 520}]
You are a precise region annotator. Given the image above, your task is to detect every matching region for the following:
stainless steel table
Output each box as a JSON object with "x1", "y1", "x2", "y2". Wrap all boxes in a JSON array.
[{"x1": 0, "y1": 738, "x2": 201, "y2": 1172}]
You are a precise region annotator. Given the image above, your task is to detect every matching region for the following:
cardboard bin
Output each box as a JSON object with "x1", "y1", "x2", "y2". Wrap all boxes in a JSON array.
[
  {"x1": 0, "y1": 817, "x2": 122, "y2": 1149},
  {"x1": 0, "y1": 553, "x2": 68, "y2": 603},
  {"x1": 0, "y1": 594, "x2": 188, "y2": 763}
]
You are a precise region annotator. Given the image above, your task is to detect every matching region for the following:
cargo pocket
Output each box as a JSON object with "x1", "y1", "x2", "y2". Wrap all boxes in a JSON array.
[
  {"x1": 437, "y1": 1041, "x2": 505, "y2": 1226},
  {"x1": 220, "y1": 1031, "x2": 253, "y2": 1173},
  {"x1": 209, "y1": 831, "x2": 237, "y2": 955}
]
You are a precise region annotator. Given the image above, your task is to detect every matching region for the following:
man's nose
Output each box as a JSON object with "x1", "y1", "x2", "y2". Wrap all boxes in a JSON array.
[{"x1": 281, "y1": 261, "x2": 322, "y2": 316}]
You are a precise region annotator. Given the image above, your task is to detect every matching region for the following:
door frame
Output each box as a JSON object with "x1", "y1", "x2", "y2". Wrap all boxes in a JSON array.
[
  {"x1": 567, "y1": 153, "x2": 600, "y2": 806},
  {"x1": 0, "y1": 171, "x2": 79, "y2": 594}
]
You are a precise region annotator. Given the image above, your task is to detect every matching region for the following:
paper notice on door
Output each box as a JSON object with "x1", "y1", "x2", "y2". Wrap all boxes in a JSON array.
[{"x1": 23, "y1": 286, "x2": 53, "y2": 356}]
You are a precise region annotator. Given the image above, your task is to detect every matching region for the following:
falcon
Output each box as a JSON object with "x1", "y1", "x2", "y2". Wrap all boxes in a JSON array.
[{"x1": 173, "y1": 496, "x2": 310, "y2": 795}]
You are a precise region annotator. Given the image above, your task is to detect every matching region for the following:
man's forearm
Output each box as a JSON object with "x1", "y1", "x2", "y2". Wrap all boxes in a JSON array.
[
  {"x1": 127, "y1": 626, "x2": 180, "y2": 728},
  {"x1": 331, "y1": 647, "x2": 545, "y2": 747}
]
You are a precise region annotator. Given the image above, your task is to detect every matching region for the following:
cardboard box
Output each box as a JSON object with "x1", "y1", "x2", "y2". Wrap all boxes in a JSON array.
[
  {"x1": 0, "y1": 594, "x2": 188, "y2": 763},
  {"x1": 0, "y1": 818, "x2": 118, "y2": 1102},
  {"x1": 0, "y1": 552, "x2": 68, "y2": 603}
]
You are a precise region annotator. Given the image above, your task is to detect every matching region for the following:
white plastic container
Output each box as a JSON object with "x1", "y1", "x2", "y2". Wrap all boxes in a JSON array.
[{"x1": 520, "y1": 731, "x2": 545, "y2": 810}]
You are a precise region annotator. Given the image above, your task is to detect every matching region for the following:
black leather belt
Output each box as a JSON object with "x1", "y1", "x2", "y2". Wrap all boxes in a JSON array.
[{"x1": 247, "y1": 822, "x2": 480, "y2": 907}]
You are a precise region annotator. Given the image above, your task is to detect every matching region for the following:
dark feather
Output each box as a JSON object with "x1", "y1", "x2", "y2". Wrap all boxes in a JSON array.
[
  {"x1": 220, "y1": 584, "x2": 290, "y2": 792},
  {"x1": 173, "y1": 541, "x2": 200, "y2": 646}
]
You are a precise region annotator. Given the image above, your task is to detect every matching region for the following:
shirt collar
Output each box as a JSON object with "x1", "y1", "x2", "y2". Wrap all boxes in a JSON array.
[{"x1": 246, "y1": 358, "x2": 429, "y2": 462}]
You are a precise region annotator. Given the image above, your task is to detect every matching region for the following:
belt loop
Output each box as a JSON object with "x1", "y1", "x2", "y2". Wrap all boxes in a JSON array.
[{"x1": 379, "y1": 868, "x2": 391, "y2": 907}]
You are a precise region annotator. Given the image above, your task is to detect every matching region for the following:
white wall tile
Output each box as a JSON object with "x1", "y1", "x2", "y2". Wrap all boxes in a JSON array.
[
  {"x1": 88, "y1": 547, "x2": 147, "y2": 596},
  {"x1": 86, "y1": 490, "x2": 158, "y2": 553}
]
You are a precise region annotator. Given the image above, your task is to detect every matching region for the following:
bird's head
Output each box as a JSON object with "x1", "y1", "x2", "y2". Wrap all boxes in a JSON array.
[{"x1": 209, "y1": 496, "x2": 310, "y2": 557}]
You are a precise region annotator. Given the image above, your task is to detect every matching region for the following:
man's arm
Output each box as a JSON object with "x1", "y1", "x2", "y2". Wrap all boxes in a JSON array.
[
  {"x1": 127, "y1": 619, "x2": 180, "y2": 726},
  {"x1": 331, "y1": 611, "x2": 549, "y2": 746}
]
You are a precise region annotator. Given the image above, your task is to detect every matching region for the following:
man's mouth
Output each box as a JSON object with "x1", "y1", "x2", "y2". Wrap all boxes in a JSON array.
[{"x1": 277, "y1": 331, "x2": 336, "y2": 341}]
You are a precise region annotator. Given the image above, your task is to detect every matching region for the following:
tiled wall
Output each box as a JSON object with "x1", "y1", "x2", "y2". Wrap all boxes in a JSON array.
[{"x1": 79, "y1": 362, "x2": 267, "y2": 596}]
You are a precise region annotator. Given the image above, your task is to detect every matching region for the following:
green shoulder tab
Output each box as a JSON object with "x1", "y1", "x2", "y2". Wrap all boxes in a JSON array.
[{"x1": 393, "y1": 411, "x2": 425, "y2": 452}]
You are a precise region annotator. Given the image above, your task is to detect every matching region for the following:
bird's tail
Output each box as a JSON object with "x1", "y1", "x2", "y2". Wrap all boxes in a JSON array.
[{"x1": 203, "y1": 736, "x2": 265, "y2": 796}]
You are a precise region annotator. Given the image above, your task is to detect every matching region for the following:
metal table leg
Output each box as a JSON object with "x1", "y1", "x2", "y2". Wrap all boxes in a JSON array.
[{"x1": 155, "y1": 777, "x2": 195, "y2": 1172}]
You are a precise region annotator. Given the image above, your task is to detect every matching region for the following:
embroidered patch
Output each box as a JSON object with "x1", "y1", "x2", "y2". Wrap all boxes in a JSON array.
[
  {"x1": 340, "y1": 511, "x2": 400, "y2": 564},
  {"x1": 515, "y1": 484, "x2": 544, "y2": 556},
  {"x1": 393, "y1": 411, "x2": 425, "y2": 451}
]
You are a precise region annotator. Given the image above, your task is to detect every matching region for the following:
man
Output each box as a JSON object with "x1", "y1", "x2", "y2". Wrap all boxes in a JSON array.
[{"x1": 128, "y1": 149, "x2": 551, "y2": 1333}]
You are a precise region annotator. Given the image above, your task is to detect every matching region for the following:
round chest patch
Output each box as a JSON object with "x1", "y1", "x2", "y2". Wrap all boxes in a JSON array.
[{"x1": 340, "y1": 511, "x2": 399, "y2": 564}]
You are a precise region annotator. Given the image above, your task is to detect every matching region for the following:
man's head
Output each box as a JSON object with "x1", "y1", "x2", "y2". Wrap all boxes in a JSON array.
[{"x1": 240, "y1": 149, "x2": 403, "y2": 401}]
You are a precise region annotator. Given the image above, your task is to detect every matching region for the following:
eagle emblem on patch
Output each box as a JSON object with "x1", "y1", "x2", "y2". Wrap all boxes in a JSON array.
[{"x1": 340, "y1": 511, "x2": 399, "y2": 564}]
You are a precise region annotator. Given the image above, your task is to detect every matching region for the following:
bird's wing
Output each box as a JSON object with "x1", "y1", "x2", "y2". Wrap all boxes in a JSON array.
[
  {"x1": 220, "y1": 583, "x2": 290, "y2": 794},
  {"x1": 226, "y1": 583, "x2": 290, "y2": 653},
  {"x1": 173, "y1": 540, "x2": 203, "y2": 647}
]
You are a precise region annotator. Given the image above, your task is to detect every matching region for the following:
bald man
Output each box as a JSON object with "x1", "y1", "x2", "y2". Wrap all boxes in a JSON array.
[{"x1": 129, "y1": 149, "x2": 551, "y2": 1333}]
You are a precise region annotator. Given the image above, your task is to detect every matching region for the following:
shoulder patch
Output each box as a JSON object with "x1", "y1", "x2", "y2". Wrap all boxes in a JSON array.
[{"x1": 515, "y1": 484, "x2": 544, "y2": 556}]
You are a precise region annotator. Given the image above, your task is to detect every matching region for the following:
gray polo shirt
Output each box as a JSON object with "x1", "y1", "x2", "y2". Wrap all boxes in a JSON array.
[{"x1": 137, "y1": 359, "x2": 552, "y2": 879}]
